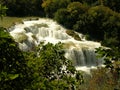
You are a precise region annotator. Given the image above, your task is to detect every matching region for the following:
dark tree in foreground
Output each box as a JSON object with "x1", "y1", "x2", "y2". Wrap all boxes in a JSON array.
[{"x1": 0, "y1": 27, "x2": 32, "y2": 89}]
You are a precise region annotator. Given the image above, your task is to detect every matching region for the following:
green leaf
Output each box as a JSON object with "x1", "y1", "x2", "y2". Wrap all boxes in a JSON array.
[{"x1": 8, "y1": 74, "x2": 19, "y2": 80}]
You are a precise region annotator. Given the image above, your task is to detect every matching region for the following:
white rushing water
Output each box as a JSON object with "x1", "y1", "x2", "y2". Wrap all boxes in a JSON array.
[{"x1": 8, "y1": 18, "x2": 102, "y2": 73}]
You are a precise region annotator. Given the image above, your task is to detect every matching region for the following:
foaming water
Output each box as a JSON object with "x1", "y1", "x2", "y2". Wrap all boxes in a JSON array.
[{"x1": 8, "y1": 18, "x2": 102, "y2": 73}]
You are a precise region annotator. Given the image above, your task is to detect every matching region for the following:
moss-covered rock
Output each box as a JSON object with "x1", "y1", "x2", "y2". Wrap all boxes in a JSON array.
[{"x1": 66, "y1": 30, "x2": 81, "y2": 41}]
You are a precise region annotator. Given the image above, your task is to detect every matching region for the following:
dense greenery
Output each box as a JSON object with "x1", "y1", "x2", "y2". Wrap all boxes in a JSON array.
[
  {"x1": 42, "y1": 0, "x2": 71, "y2": 18},
  {"x1": 0, "y1": 4, "x2": 7, "y2": 20},
  {"x1": 0, "y1": 0, "x2": 120, "y2": 89},
  {"x1": 0, "y1": 27, "x2": 32, "y2": 89},
  {"x1": 54, "y1": 2, "x2": 120, "y2": 44},
  {"x1": 54, "y1": 2, "x2": 88, "y2": 29},
  {"x1": 0, "y1": 0, "x2": 44, "y2": 16},
  {"x1": 24, "y1": 42, "x2": 83, "y2": 89}
]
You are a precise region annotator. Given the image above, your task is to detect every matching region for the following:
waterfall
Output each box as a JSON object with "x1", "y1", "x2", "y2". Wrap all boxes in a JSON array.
[
  {"x1": 8, "y1": 18, "x2": 102, "y2": 73},
  {"x1": 65, "y1": 48, "x2": 97, "y2": 66}
]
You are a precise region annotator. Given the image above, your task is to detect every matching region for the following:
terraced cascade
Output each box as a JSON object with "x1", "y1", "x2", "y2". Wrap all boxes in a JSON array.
[{"x1": 8, "y1": 18, "x2": 102, "y2": 73}]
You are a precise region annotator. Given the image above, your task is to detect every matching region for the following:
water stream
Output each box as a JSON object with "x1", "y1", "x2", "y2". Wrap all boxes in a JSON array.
[{"x1": 8, "y1": 18, "x2": 102, "y2": 73}]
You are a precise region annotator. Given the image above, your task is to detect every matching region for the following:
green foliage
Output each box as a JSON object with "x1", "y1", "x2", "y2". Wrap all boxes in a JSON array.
[
  {"x1": 67, "y1": 2, "x2": 88, "y2": 28},
  {"x1": 104, "y1": 0, "x2": 120, "y2": 13},
  {"x1": 74, "y1": 6, "x2": 120, "y2": 43},
  {"x1": 0, "y1": 0, "x2": 120, "y2": 89},
  {"x1": 0, "y1": 4, "x2": 7, "y2": 20},
  {"x1": 96, "y1": 47, "x2": 120, "y2": 72},
  {"x1": 84, "y1": 34, "x2": 92, "y2": 40},
  {"x1": 67, "y1": 2, "x2": 87, "y2": 14},
  {"x1": 0, "y1": 27, "x2": 32, "y2": 89},
  {"x1": 72, "y1": 0, "x2": 98, "y2": 6},
  {"x1": 54, "y1": 1, "x2": 120, "y2": 47},
  {"x1": 42, "y1": 0, "x2": 71, "y2": 18},
  {"x1": 24, "y1": 42, "x2": 83, "y2": 89},
  {"x1": 54, "y1": 8, "x2": 71, "y2": 28},
  {"x1": 54, "y1": 2, "x2": 88, "y2": 29},
  {"x1": 1, "y1": 0, "x2": 44, "y2": 16},
  {"x1": 36, "y1": 42, "x2": 77, "y2": 79}
]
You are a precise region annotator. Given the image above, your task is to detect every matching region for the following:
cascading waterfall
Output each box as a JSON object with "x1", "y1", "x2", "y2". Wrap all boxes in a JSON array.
[
  {"x1": 65, "y1": 48, "x2": 97, "y2": 66},
  {"x1": 8, "y1": 18, "x2": 102, "y2": 73}
]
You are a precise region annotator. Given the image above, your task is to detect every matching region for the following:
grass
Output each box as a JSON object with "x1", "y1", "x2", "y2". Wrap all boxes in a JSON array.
[{"x1": 0, "y1": 16, "x2": 39, "y2": 28}]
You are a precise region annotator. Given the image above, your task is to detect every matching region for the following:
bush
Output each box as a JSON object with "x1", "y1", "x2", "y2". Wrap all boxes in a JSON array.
[{"x1": 24, "y1": 42, "x2": 84, "y2": 89}]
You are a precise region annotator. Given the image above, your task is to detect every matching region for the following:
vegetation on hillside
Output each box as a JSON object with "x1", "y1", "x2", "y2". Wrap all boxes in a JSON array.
[
  {"x1": 0, "y1": 0, "x2": 120, "y2": 89},
  {"x1": 0, "y1": 30, "x2": 83, "y2": 89},
  {"x1": 24, "y1": 42, "x2": 83, "y2": 89},
  {"x1": 0, "y1": 27, "x2": 32, "y2": 89}
]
